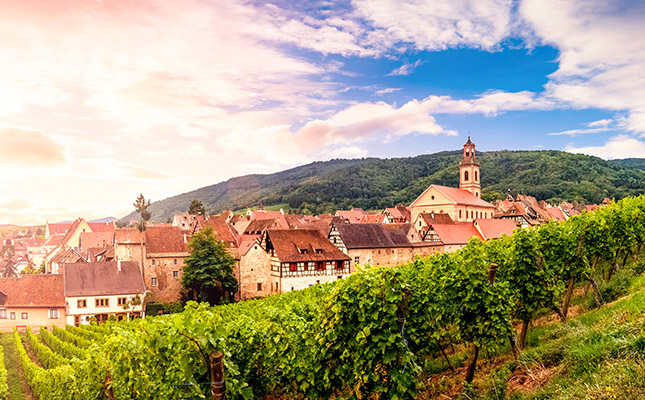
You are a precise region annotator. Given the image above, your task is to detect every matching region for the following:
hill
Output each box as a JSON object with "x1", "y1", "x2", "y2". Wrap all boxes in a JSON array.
[{"x1": 123, "y1": 150, "x2": 645, "y2": 222}]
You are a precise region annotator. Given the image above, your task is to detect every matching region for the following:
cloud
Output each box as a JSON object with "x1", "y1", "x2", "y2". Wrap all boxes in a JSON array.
[
  {"x1": 123, "y1": 165, "x2": 169, "y2": 180},
  {"x1": 548, "y1": 127, "x2": 610, "y2": 137},
  {"x1": 588, "y1": 119, "x2": 613, "y2": 128},
  {"x1": 565, "y1": 134, "x2": 645, "y2": 159},
  {"x1": 0, "y1": 126, "x2": 65, "y2": 168},
  {"x1": 387, "y1": 60, "x2": 423, "y2": 76},
  {"x1": 374, "y1": 88, "x2": 402, "y2": 95},
  {"x1": 325, "y1": 146, "x2": 370, "y2": 159},
  {"x1": 354, "y1": 0, "x2": 514, "y2": 52},
  {"x1": 520, "y1": 0, "x2": 645, "y2": 133},
  {"x1": 0, "y1": 198, "x2": 33, "y2": 211}
]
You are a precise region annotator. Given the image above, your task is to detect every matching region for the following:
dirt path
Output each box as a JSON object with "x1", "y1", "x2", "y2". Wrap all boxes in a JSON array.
[{"x1": 0, "y1": 333, "x2": 37, "y2": 400}]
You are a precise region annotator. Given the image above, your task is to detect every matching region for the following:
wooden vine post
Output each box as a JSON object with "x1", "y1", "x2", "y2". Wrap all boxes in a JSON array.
[{"x1": 210, "y1": 351, "x2": 226, "y2": 400}]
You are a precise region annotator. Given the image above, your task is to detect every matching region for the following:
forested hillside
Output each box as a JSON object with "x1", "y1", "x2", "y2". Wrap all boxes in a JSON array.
[{"x1": 123, "y1": 150, "x2": 645, "y2": 222}]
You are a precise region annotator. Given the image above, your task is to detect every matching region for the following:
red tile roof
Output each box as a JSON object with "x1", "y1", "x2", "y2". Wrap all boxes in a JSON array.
[
  {"x1": 88, "y1": 221, "x2": 116, "y2": 233},
  {"x1": 266, "y1": 229, "x2": 350, "y2": 263},
  {"x1": 546, "y1": 207, "x2": 567, "y2": 222},
  {"x1": 411, "y1": 185, "x2": 495, "y2": 208},
  {"x1": 47, "y1": 222, "x2": 72, "y2": 236},
  {"x1": 335, "y1": 208, "x2": 368, "y2": 223},
  {"x1": 64, "y1": 261, "x2": 145, "y2": 297},
  {"x1": 80, "y1": 232, "x2": 114, "y2": 251},
  {"x1": 202, "y1": 215, "x2": 239, "y2": 248},
  {"x1": 115, "y1": 228, "x2": 145, "y2": 244},
  {"x1": 432, "y1": 223, "x2": 483, "y2": 245},
  {"x1": 60, "y1": 218, "x2": 84, "y2": 247},
  {"x1": 474, "y1": 219, "x2": 518, "y2": 240},
  {"x1": 145, "y1": 226, "x2": 187, "y2": 254},
  {"x1": 43, "y1": 234, "x2": 65, "y2": 247},
  {"x1": 0, "y1": 275, "x2": 65, "y2": 308}
]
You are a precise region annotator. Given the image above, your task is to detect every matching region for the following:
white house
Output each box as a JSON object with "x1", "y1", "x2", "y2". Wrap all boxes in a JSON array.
[{"x1": 63, "y1": 260, "x2": 146, "y2": 326}]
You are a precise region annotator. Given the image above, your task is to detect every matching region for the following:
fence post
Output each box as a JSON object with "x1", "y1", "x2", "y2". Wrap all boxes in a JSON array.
[{"x1": 210, "y1": 351, "x2": 225, "y2": 400}]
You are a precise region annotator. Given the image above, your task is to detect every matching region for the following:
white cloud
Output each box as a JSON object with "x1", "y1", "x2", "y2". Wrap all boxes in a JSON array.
[
  {"x1": 548, "y1": 128, "x2": 610, "y2": 137},
  {"x1": 354, "y1": 0, "x2": 514, "y2": 51},
  {"x1": 587, "y1": 118, "x2": 613, "y2": 128},
  {"x1": 565, "y1": 134, "x2": 645, "y2": 160},
  {"x1": 387, "y1": 60, "x2": 423, "y2": 76},
  {"x1": 520, "y1": 0, "x2": 645, "y2": 133}
]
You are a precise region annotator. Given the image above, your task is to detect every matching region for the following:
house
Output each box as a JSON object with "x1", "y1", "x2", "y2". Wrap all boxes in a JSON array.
[
  {"x1": 473, "y1": 219, "x2": 518, "y2": 240},
  {"x1": 413, "y1": 212, "x2": 455, "y2": 242},
  {"x1": 409, "y1": 138, "x2": 495, "y2": 223},
  {"x1": 49, "y1": 248, "x2": 87, "y2": 274},
  {"x1": 172, "y1": 214, "x2": 204, "y2": 233},
  {"x1": 0, "y1": 275, "x2": 66, "y2": 333},
  {"x1": 64, "y1": 261, "x2": 146, "y2": 325},
  {"x1": 45, "y1": 222, "x2": 73, "y2": 238},
  {"x1": 382, "y1": 205, "x2": 412, "y2": 224},
  {"x1": 238, "y1": 229, "x2": 351, "y2": 299},
  {"x1": 329, "y1": 222, "x2": 441, "y2": 270},
  {"x1": 431, "y1": 223, "x2": 484, "y2": 252},
  {"x1": 79, "y1": 231, "x2": 114, "y2": 253},
  {"x1": 335, "y1": 208, "x2": 368, "y2": 223},
  {"x1": 144, "y1": 226, "x2": 189, "y2": 303}
]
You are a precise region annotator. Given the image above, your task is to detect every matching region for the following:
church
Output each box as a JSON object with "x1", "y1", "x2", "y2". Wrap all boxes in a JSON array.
[{"x1": 409, "y1": 137, "x2": 496, "y2": 223}]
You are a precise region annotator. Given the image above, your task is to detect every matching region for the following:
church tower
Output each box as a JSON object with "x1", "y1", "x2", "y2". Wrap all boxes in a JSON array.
[{"x1": 459, "y1": 136, "x2": 481, "y2": 198}]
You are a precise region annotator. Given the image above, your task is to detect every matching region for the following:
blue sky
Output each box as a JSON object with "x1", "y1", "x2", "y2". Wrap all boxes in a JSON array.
[{"x1": 1, "y1": 0, "x2": 645, "y2": 224}]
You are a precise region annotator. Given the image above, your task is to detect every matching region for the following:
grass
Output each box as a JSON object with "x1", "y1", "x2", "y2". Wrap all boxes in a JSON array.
[{"x1": 0, "y1": 333, "x2": 32, "y2": 400}]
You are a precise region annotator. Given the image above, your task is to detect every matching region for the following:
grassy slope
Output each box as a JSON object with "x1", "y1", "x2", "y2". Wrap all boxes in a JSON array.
[
  {"x1": 427, "y1": 276, "x2": 645, "y2": 399},
  {"x1": 123, "y1": 151, "x2": 645, "y2": 223}
]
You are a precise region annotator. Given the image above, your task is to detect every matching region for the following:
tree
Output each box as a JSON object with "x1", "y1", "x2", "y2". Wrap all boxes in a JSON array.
[
  {"x1": 133, "y1": 193, "x2": 151, "y2": 232},
  {"x1": 1, "y1": 248, "x2": 17, "y2": 278},
  {"x1": 181, "y1": 226, "x2": 238, "y2": 305},
  {"x1": 187, "y1": 199, "x2": 206, "y2": 216}
]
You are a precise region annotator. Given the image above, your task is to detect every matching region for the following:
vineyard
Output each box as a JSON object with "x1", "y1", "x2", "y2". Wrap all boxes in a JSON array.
[{"x1": 4, "y1": 195, "x2": 645, "y2": 399}]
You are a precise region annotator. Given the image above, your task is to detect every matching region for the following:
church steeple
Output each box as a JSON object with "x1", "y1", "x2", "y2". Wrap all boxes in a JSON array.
[{"x1": 459, "y1": 136, "x2": 481, "y2": 197}]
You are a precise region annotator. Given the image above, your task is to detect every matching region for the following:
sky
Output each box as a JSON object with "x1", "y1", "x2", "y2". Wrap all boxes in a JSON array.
[{"x1": 2, "y1": 0, "x2": 645, "y2": 225}]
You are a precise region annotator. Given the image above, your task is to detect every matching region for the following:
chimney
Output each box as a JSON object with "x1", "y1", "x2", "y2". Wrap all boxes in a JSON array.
[{"x1": 117, "y1": 259, "x2": 122, "y2": 272}]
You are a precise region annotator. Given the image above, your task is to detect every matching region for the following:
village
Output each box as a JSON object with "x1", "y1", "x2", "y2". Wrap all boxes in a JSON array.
[{"x1": 0, "y1": 138, "x2": 609, "y2": 333}]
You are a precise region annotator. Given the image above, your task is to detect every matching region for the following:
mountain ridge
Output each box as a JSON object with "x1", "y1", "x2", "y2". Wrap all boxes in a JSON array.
[{"x1": 122, "y1": 150, "x2": 645, "y2": 222}]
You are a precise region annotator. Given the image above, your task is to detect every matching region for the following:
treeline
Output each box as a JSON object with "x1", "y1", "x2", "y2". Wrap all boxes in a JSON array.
[
  {"x1": 125, "y1": 150, "x2": 645, "y2": 222},
  {"x1": 16, "y1": 195, "x2": 645, "y2": 399}
]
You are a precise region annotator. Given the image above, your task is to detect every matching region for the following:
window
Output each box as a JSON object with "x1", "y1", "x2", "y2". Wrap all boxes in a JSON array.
[
  {"x1": 117, "y1": 297, "x2": 127, "y2": 306},
  {"x1": 316, "y1": 261, "x2": 325, "y2": 271},
  {"x1": 151, "y1": 277, "x2": 158, "y2": 286},
  {"x1": 77, "y1": 299, "x2": 87, "y2": 308},
  {"x1": 152, "y1": 259, "x2": 156, "y2": 266},
  {"x1": 10, "y1": 312, "x2": 16, "y2": 320},
  {"x1": 96, "y1": 298, "x2": 109, "y2": 307},
  {"x1": 257, "y1": 283, "x2": 262, "y2": 291},
  {"x1": 464, "y1": 171, "x2": 469, "y2": 181},
  {"x1": 289, "y1": 263, "x2": 297, "y2": 272},
  {"x1": 49, "y1": 309, "x2": 60, "y2": 319},
  {"x1": 174, "y1": 259, "x2": 177, "y2": 265},
  {"x1": 21, "y1": 312, "x2": 28, "y2": 320},
  {"x1": 336, "y1": 261, "x2": 343, "y2": 270},
  {"x1": 475, "y1": 171, "x2": 478, "y2": 182},
  {"x1": 315, "y1": 249, "x2": 322, "y2": 254},
  {"x1": 459, "y1": 210, "x2": 462, "y2": 219},
  {"x1": 173, "y1": 270, "x2": 179, "y2": 279},
  {"x1": 354, "y1": 256, "x2": 360, "y2": 265},
  {"x1": 0, "y1": 310, "x2": 6, "y2": 319}
]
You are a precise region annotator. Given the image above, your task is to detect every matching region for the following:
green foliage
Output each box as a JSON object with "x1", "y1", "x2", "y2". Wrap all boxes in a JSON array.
[
  {"x1": 133, "y1": 193, "x2": 151, "y2": 231},
  {"x1": 122, "y1": 150, "x2": 645, "y2": 222},
  {"x1": 40, "y1": 327, "x2": 87, "y2": 360},
  {"x1": 26, "y1": 327, "x2": 69, "y2": 369},
  {"x1": 187, "y1": 199, "x2": 206, "y2": 216},
  {"x1": 181, "y1": 226, "x2": 238, "y2": 305},
  {"x1": 0, "y1": 345, "x2": 8, "y2": 400}
]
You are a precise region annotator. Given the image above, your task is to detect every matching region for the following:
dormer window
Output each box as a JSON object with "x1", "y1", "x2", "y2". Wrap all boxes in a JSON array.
[
  {"x1": 300, "y1": 249, "x2": 308, "y2": 254},
  {"x1": 315, "y1": 249, "x2": 322, "y2": 254}
]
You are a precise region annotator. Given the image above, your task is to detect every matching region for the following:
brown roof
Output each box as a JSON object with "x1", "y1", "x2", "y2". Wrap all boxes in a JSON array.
[
  {"x1": 80, "y1": 232, "x2": 114, "y2": 251},
  {"x1": 432, "y1": 223, "x2": 483, "y2": 245},
  {"x1": 115, "y1": 228, "x2": 145, "y2": 244},
  {"x1": 420, "y1": 212, "x2": 454, "y2": 225},
  {"x1": 474, "y1": 219, "x2": 518, "y2": 240},
  {"x1": 0, "y1": 275, "x2": 65, "y2": 308},
  {"x1": 335, "y1": 223, "x2": 412, "y2": 249},
  {"x1": 64, "y1": 261, "x2": 145, "y2": 297},
  {"x1": 385, "y1": 206, "x2": 411, "y2": 222},
  {"x1": 335, "y1": 208, "x2": 368, "y2": 223},
  {"x1": 266, "y1": 229, "x2": 349, "y2": 263},
  {"x1": 88, "y1": 221, "x2": 116, "y2": 233},
  {"x1": 145, "y1": 226, "x2": 187, "y2": 254},
  {"x1": 411, "y1": 185, "x2": 495, "y2": 208},
  {"x1": 51, "y1": 248, "x2": 87, "y2": 264},
  {"x1": 244, "y1": 219, "x2": 282, "y2": 235}
]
